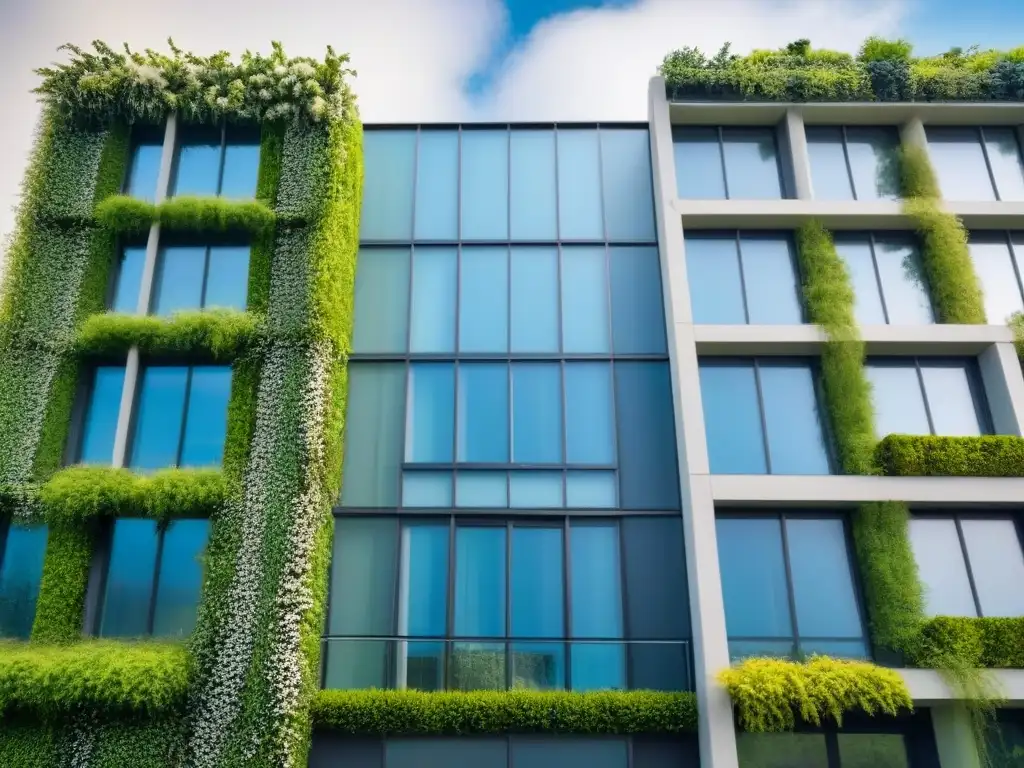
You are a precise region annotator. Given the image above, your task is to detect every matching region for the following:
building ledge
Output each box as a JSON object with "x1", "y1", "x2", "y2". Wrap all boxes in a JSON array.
[
  {"x1": 668, "y1": 100, "x2": 1024, "y2": 127},
  {"x1": 900, "y1": 668, "x2": 1024, "y2": 704}
]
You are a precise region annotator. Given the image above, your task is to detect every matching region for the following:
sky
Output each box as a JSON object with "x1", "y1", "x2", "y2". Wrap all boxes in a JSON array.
[{"x1": 0, "y1": 0, "x2": 1021, "y2": 246}]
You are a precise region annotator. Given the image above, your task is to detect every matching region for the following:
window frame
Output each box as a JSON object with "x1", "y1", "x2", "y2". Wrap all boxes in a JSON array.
[
  {"x1": 865, "y1": 356, "x2": 993, "y2": 436},
  {"x1": 321, "y1": 512, "x2": 694, "y2": 692},
  {"x1": 967, "y1": 230, "x2": 1024, "y2": 322},
  {"x1": 671, "y1": 125, "x2": 789, "y2": 200},
  {"x1": 926, "y1": 125, "x2": 1024, "y2": 201},
  {"x1": 149, "y1": 236, "x2": 252, "y2": 315},
  {"x1": 910, "y1": 511, "x2": 1024, "y2": 618},
  {"x1": 0, "y1": 519, "x2": 48, "y2": 638},
  {"x1": 168, "y1": 122, "x2": 261, "y2": 199},
  {"x1": 716, "y1": 510, "x2": 870, "y2": 659},
  {"x1": 805, "y1": 124, "x2": 901, "y2": 201}
]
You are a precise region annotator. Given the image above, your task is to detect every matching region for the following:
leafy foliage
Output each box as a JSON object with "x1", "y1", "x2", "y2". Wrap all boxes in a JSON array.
[
  {"x1": 30, "y1": 524, "x2": 96, "y2": 643},
  {"x1": 914, "y1": 617, "x2": 1024, "y2": 669},
  {"x1": 95, "y1": 194, "x2": 276, "y2": 236},
  {"x1": 92, "y1": 717, "x2": 187, "y2": 768},
  {"x1": 76, "y1": 309, "x2": 261, "y2": 360},
  {"x1": 718, "y1": 656, "x2": 912, "y2": 733},
  {"x1": 875, "y1": 434, "x2": 1024, "y2": 477},
  {"x1": 310, "y1": 690, "x2": 698, "y2": 736},
  {"x1": 0, "y1": 720, "x2": 60, "y2": 767}
]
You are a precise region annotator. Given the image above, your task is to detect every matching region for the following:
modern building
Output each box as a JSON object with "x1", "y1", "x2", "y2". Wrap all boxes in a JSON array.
[{"x1": 2, "y1": 40, "x2": 1024, "y2": 768}]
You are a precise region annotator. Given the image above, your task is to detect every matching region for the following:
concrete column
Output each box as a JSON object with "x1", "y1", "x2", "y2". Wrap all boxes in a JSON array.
[
  {"x1": 782, "y1": 109, "x2": 813, "y2": 200},
  {"x1": 649, "y1": 75, "x2": 738, "y2": 768},
  {"x1": 932, "y1": 704, "x2": 982, "y2": 768},
  {"x1": 979, "y1": 342, "x2": 1024, "y2": 436}
]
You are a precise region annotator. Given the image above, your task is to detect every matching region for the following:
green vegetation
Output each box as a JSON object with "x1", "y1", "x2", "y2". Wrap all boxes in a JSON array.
[
  {"x1": 915, "y1": 617, "x2": 1024, "y2": 670},
  {"x1": 310, "y1": 690, "x2": 698, "y2": 736},
  {"x1": 30, "y1": 524, "x2": 96, "y2": 644},
  {"x1": 95, "y1": 195, "x2": 276, "y2": 237},
  {"x1": 718, "y1": 656, "x2": 913, "y2": 733},
  {"x1": 875, "y1": 435, "x2": 1024, "y2": 477},
  {"x1": 76, "y1": 309, "x2": 260, "y2": 360}
]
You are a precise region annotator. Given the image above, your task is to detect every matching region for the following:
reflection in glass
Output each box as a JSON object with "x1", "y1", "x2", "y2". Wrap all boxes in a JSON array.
[
  {"x1": 341, "y1": 364, "x2": 404, "y2": 507},
  {"x1": 461, "y1": 130, "x2": 508, "y2": 240},
  {"x1": 673, "y1": 127, "x2": 725, "y2": 199},
  {"x1": 402, "y1": 472, "x2": 452, "y2": 508},
  {"x1": 510, "y1": 131, "x2": 557, "y2": 240},
  {"x1": 835, "y1": 238, "x2": 886, "y2": 325},
  {"x1": 456, "y1": 472, "x2": 507, "y2": 507},
  {"x1": 329, "y1": 518, "x2": 397, "y2": 636},
  {"x1": 511, "y1": 642, "x2": 565, "y2": 690},
  {"x1": 361, "y1": 130, "x2": 416, "y2": 241},
  {"x1": 984, "y1": 127, "x2": 1024, "y2": 201},
  {"x1": 728, "y1": 639, "x2": 795, "y2": 662},
  {"x1": 969, "y1": 237, "x2": 1024, "y2": 324},
  {"x1": 716, "y1": 518, "x2": 791, "y2": 639},
  {"x1": 180, "y1": 367, "x2": 232, "y2": 467},
  {"x1": 866, "y1": 364, "x2": 930, "y2": 437},
  {"x1": 807, "y1": 127, "x2": 853, "y2": 200},
  {"x1": 0, "y1": 526, "x2": 47, "y2": 638},
  {"x1": 837, "y1": 733, "x2": 909, "y2": 768},
  {"x1": 400, "y1": 524, "x2": 448, "y2": 636},
  {"x1": 101, "y1": 519, "x2": 158, "y2": 637},
  {"x1": 565, "y1": 471, "x2": 616, "y2": 508},
  {"x1": 610, "y1": 246, "x2": 666, "y2": 352},
  {"x1": 399, "y1": 640, "x2": 446, "y2": 691},
  {"x1": 352, "y1": 248, "x2": 409, "y2": 353},
  {"x1": 927, "y1": 127, "x2": 996, "y2": 201},
  {"x1": 740, "y1": 237, "x2": 802, "y2": 324},
  {"x1": 130, "y1": 367, "x2": 188, "y2": 469},
  {"x1": 406, "y1": 363, "x2": 455, "y2": 462},
  {"x1": 873, "y1": 238, "x2": 933, "y2": 325},
  {"x1": 615, "y1": 362, "x2": 681, "y2": 508},
  {"x1": 845, "y1": 127, "x2": 900, "y2": 201},
  {"x1": 511, "y1": 527, "x2": 563, "y2": 638},
  {"x1": 455, "y1": 528, "x2": 506, "y2": 637},
  {"x1": 758, "y1": 364, "x2": 830, "y2": 475},
  {"x1": 173, "y1": 141, "x2": 221, "y2": 197},
  {"x1": 570, "y1": 643, "x2": 626, "y2": 691},
  {"x1": 564, "y1": 363, "x2": 614, "y2": 464},
  {"x1": 600, "y1": 129, "x2": 656, "y2": 242},
  {"x1": 112, "y1": 247, "x2": 146, "y2": 313},
  {"x1": 509, "y1": 472, "x2": 562, "y2": 508},
  {"x1": 324, "y1": 639, "x2": 388, "y2": 689},
  {"x1": 909, "y1": 518, "x2": 977, "y2": 617},
  {"x1": 786, "y1": 519, "x2": 862, "y2": 639},
  {"x1": 686, "y1": 235, "x2": 745, "y2": 324},
  {"x1": 511, "y1": 364, "x2": 562, "y2": 464},
  {"x1": 126, "y1": 144, "x2": 163, "y2": 201},
  {"x1": 153, "y1": 519, "x2": 209, "y2": 637},
  {"x1": 920, "y1": 364, "x2": 981, "y2": 436},
  {"x1": 204, "y1": 246, "x2": 250, "y2": 309},
  {"x1": 960, "y1": 519, "x2": 1024, "y2": 617},
  {"x1": 737, "y1": 733, "x2": 828, "y2": 768},
  {"x1": 699, "y1": 363, "x2": 766, "y2": 474},
  {"x1": 557, "y1": 130, "x2": 603, "y2": 240},
  {"x1": 457, "y1": 364, "x2": 508, "y2": 462},
  {"x1": 415, "y1": 131, "x2": 459, "y2": 240},
  {"x1": 459, "y1": 247, "x2": 508, "y2": 353},
  {"x1": 722, "y1": 128, "x2": 783, "y2": 199},
  {"x1": 220, "y1": 143, "x2": 260, "y2": 198},
  {"x1": 629, "y1": 642, "x2": 690, "y2": 691},
  {"x1": 561, "y1": 247, "x2": 610, "y2": 353},
  {"x1": 450, "y1": 642, "x2": 506, "y2": 690},
  {"x1": 410, "y1": 248, "x2": 457, "y2": 353},
  {"x1": 153, "y1": 247, "x2": 205, "y2": 315},
  {"x1": 79, "y1": 366, "x2": 126, "y2": 464},
  {"x1": 570, "y1": 523, "x2": 622, "y2": 638},
  {"x1": 510, "y1": 247, "x2": 558, "y2": 352}
]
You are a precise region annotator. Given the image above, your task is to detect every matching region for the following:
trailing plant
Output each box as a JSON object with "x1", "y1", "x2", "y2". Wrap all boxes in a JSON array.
[
  {"x1": 875, "y1": 434, "x2": 1024, "y2": 477},
  {"x1": 0, "y1": 640, "x2": 188, "y2": 718},
  {"x1": 95, "y1": 195, "x2": 276, "y2": 236},
  {"x1": 717, "y1": 656, "x2": 912, "y2": 733},
  {"x1": 914, "y1": 617, "x2": 1024, "y2": 670},
  {"x1": 310, "y1": 690, "x2": 698, "y2": 736},
  {"x1": 30, "y1": 524, "x2": 97, "y2": 643},
  {"x1": 76, "y1": 308, "x2": 261, "y2": 360}
]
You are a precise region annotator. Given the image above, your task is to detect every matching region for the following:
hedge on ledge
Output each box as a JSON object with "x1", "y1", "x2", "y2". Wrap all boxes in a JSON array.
[
  {"x1": 912, "y1": 616, "x2": 1024, "y2": 670},
  {"x1": 718, "y1": 656, "x2": 912, "y2": 733},
  {"x1": 95, "y1": 195, "x2": 276, "y2": 237},
  {"x1": 310, "y1": 690, "x2": 697, "y2": 736},
  {"x1": 875, "y1": 434, "x2": 1024, "y2": 477},
  {"x1": 39, "y1": 466, "x2": 228, "y2": 525},
  {"x1": 76, "y1": 308, "x2": 260, "y2": 360},
  {"x1": 0, "y1": 640, "x2": 189, "y2": 719}
]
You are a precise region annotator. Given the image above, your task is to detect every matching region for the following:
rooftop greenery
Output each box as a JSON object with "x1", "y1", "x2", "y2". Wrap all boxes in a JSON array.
[{"x1": 660, "y1": 37, "x2": 1024, "y2": 102}]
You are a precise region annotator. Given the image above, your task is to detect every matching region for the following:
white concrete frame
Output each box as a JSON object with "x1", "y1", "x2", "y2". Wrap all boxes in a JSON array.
[{"x1": 648, "y1": 76, "x2": 1024, "y2": 768}]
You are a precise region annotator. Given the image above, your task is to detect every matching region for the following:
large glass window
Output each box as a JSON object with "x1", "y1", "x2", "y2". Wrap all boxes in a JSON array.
[
  {"x1": 926, "y1": 126, "x2": 1024, "y2": 202},
  {"x1": 698, "y1": 359, "x2": 832, "y2": 475},
  {"x1": 987, "y1": 710, "x2": 1024, "y2": 768},
  {"x1": 125, "y1": 138, "x2": 163, "y2": 202},
  {"x1": 684, "y1": 233, "x2": 803, "y2": 324},
  {"x1": 806, "y1": 126, "x2": 900, "y2": 201},
  {"x1": 909, "y1": 515, "x2": 1024, "y2": 618},
  {"x1": 673, "y1": 127, "x2": 785, "y2": 200},
  {"x1": 0, "y1": 524, "x2": 48, "y2": 638},
  {"x1": 738, "y1": 731, "x2": 911, "y2": 768},
  {"x1": 128, "y1": 365, "x2": 232, "y2": 469},
  {"x1": 77, "y1": 366, "x2": 127, "y2": 465},
  {"x1": 98, "y1": 518, "x2": 209, "y2": 638},
  {"x1": 323, "y1": 515, "x2": 691, "y2": 693},
  {"x1": 171, "y1": 126, "x2": 260, "y2": 199},
  {"x1": 968, "y1": 232, "x2": 1024, "y2": 324},
  {"x1": 833, "y1": 234, "x2": 933, "y2": 325},
  {"x1": 865, "y1": 358, "x2": 988, "y2": 437},
  {"x1": 717, "y1": 513, "x2": 867, "y2": 661}
]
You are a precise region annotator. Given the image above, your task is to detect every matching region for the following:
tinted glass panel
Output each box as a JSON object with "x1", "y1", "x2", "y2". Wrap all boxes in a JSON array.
[
  {"x1": 835, "y1": 238, "x2": 886, "y2": 325},
  {"x1": 806, "y1": 127, "x2": 853, "y2": 200},
  {"x1": 324, "y1": 638, "x2": 387, "y2": 689},
  {"x1": 353, "y1": 248, "x2": 409, "y2": 353},
  {"x1": 101, "y1": 519, "x2": 158, "y2": 637},
  {"x1": 759, "y1": 364, "x2": 830, "y2": 475},
  {"x1": 920, "y1": 364, "x2": 982, "y2": 436},
  {"x1": 509, "y1": 472, "x2": 562, "y2": 508},
  {"x1": 622, "y1": 517, "x2": 688, "y2": 638},
  {"x1": 564, "y1": 363, "x2": 614, "y2": 464},
  {"x1": 400, "y1": 523, "x2": 448, "y2": 636},
  {"x1": 909, "y1": 518, "x2": 977, "y2": 617},
  {"x1": 615, "y1": 362, "x2": 680, "y2": 509},
  {"x1": 722, "y1": 128, "x2": 783, "y2": 199},
  {"x1": 961, "y1": 519, "x2": 1024, "y2": 617},
  {"x1": 511, "y1": 527, "x2": 564, "y2": 637},
  {"x1": 717, "y1": 517, "x2": 791, "y2": 638},
  {"x1": 927, "y1": 128, "x2": 995, "y2": 201},
  {"x1": 845, "y1": 127, "x2": 900, "y2": 201},
  {"x1": 511, "y1": 364, "x2": 562, "y2": 464},
  {"x1": 457, "y1": 472, "x2": 507, "y2": 508},
  {"x1": 329, "y1": 518, "x2": 397, "y2": 635},
  {"x1": 686, "y1": 235, "x2": 744, "y2": 324},
  {"x1": 570, "y1": 523, "x2": 622, "y2": 638},
  {"x1": 740, "y1": 237, "x2": 802, "y2": 324},
  {"x1": 837, "y1": 733, "x2": 909, "y2": 768},
  {"x1": 173, "y1": 140, "x2": 221, "y2": 197},
  {"x1": 152, "y1": 518, "x2": 208, "y2": 637},
  {"x1": 410, "y1": 247, "x2": 457, "y2": 353},
  {"x1": 154, "y1": 246, "x2": 205, "y2": 315},
  {"x1": 79, "y1": 366, "x2": 126, "y2": 464},
  {"x1": 737, "y1": 733, "x2": 828, "y2": 768},
  {"x1": 130, "y1": 367, "x2": 188, "y2": 469},
  {"x1": 984, "y1": 127, "x2": 1024, "y2": 201},
  {"x1": 629, "y1": 643, "x2": 689, "y2": 692},
  {"x1": 557, "y1": 130, "x2": 603, "y2": 240},
  {"x1": 220, "y1": 143, "x2": 260, "y2": 198},
  {"x1": 787, "y1": 518, "x2": 862, "y2": 638},
  {"x1": 969, "y1": 237, "x2": 1024, "y2": 324},
  {"x1": 601, "y1": 129, "x2": 655, "y2": 242},
  {"x1": 873, "y1": 238, "x2": 933, "y2": 325},
  {"x1": 361, "y1": 131, "x2": 416, "y2": 241},
  {"x1": 415, "y1": 131, "x2": 458, "y2": 240},
  {"x1": 112, "y1": 246, "x2": 146, "y2": 313},
  {"x1": 126, "y1": 144, "x2": 162, "y2": 201},
  {"x1": 407, "y1": 364, "x2": 454, "y2": 462},
  {"x1": 866, "y1": 365, "x2": 930, "y2": 437},
  {"x1": 402, "y1": 471, "x2": 452, "y2": 508},
  {"x1": 389, "y1": 739, "x2": 507, "y2": 768},
  {"x1": 460, "y1": 247, "x2": 508, "y2": 353},
  {"x1": 457, "y1": 364, "x2": 509, "y2": 462},
  {"x1": 561, "y1": 247, "x2": 609, "y2": 353},
  {"x1": 0, "y1": 526, "x2": 47, "y2": 638},
  {"x1": 510, "y1": 131, "x2": 557, "y2": 240},
  {"x1": 512, "y1": 737, "x2": 627, "y2": 768},
  {"x1": 673, "y1": 127, "x2": 725, "y2": 199},
  {"x1": 341, "y1": 364, "x2": 404, "y2": 507},
  {"x1": 461, "y1": 130, "x2": 508, "y2": 240},
  {"x1": 180, "y1": 366, "x2": 231, "y2": 467},
  {"x1": 610, "y1": 247, "x2": 666, "y2": 353},
  {"x1": 455, "y1": 527, "x2": 506, "y2": 636},
  {"x1": 699, "y1": 363, "x2": 766, "y2": 474},
  {"x1": 510, "y1": 247, "x2": 558, "y2": 352},
  {"x1": 571, "y1": 643, "x2": 626, "y2": 690},
  {"x1": 204, "y1": 246, "x2": 250, "y2": 310}
]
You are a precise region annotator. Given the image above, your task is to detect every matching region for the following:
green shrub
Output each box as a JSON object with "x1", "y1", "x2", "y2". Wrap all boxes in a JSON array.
[
  {"x1": 858, "y1": 37, "x2": 913, "y2": 63},
  {"x1": 92, "y1": 717, "x2": 187, "y2": 768},
  {"x1": 95, "y1": 195, "x2": 276, "y2": 237},
  {"x1": 310, "y1": 690, "x2": 698, "y2": 736},
  {"x1": 898, "y1": 143, "x2": 941, "y2": 199},
  {"x1": 718, "y1": 656, "x2": 913, "y2": 733},
  {"x1": 912, "y1": 616, "x2": 1024, "y2": 669},
  {"x1": 75, "y1": 309, "x2": 261, "y2": 360},
  {"x1": 875, "y1": 434, "x2": 1024, "y2": 477},
  {"x1": 94, "y1": 195, "x2": 153, "y2": 234},
  {"x1": 0, "y1": 719, "x2": 60, "y2": 767},
  {"x1": 39, "y1": 466, "x2": 228, "y2": 525},
  {"x1": 30, "y1": 523, "x2": 95, "y2": 643},
  {"x1": 0, "y1": 640, "x2": 188, "y2": 719}
]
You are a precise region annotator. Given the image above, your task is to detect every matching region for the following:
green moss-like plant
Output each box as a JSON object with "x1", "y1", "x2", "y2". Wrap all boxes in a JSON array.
[
  {"x1": 913, "y1": 617, "x2": 1024, "y2": 670},
  {"x1": 718, "y1": 656, "x2": 913, "y2": 733},
  {"x1": 75, "y1": 309, "x2": 261, "y2": 360},
  {"x1": 91, "y1": 717, "x2": 187, "y2": 768},
  {"x1": 30, "y1": 523, "x2": 96, "y2": 644},
  {"x1": 310, "y1": 690, "x2": 698, "y2": 736},
  {"x1": 875, "y1": 434, "x2": 1024, "y2": 477},
  {"x1": 95, "y1": 195, "x2": 276, "y2": 237},
  {"x1": 0, "y1": 720, "x2": 60, "y2": 767},
  {"x1": 0, "y1": 640, "x2": 188, "y2": 718}
]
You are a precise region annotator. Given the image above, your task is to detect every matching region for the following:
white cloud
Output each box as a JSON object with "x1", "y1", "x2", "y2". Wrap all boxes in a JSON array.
[{"x1": 0, "y1": 0, "x2": 907, "y2": 246}]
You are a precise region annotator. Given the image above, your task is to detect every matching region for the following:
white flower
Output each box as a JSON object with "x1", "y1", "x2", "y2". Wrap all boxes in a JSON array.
[
  {"x1": 310, "y1": 96, "x2": 326, "y2": 117},
  {"x1": 273, "y1": 64, "x2": 288, "y2": 77},
  {"x1": 289, "y1": 62, "x2": 316, "y2": 78},
  {"x1": 259, "y1": 89, "x2": 273, "y2": 101}
]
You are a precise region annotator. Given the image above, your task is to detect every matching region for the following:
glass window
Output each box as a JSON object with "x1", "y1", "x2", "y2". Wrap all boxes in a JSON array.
[
  {"x1": 361, "y1": 130, "x2": 416, "y2": 241},
  {"x1": 673, "y1": 127, "x2": 784, "y2": 200},
  {"x1": 324, "y1": 516, "x2": 690, "y2": 692},
  {"x1": 968, "y1": 233, "x2": 1024, "y2": 324},
  {"x1": 673, "y1": 127, "x2": 725, "y2": 199},
  {"x1": 717, "y1": 514, "x2": 867, "y2": 661},
  {"x1": 557, "y1": 130, "x2": 603, "y2": 240},
  {"x1": 988, "y1": 710, "x2": 1024, "y2": 768},
  {"x1": 511, "y1": 364, "x2": 562, "y2": 464},
  {"x1": 927, "y1": 126, "x2": 1024, "y2": 202},
  {"x1": 388, "y1": 739, "x2": 507, "y2": 768},
  {"x1": 738, "y1": 732, "x2": 910, "y2": 768},
  {"x1": 511, "y1": 247, "x2": 558, "y2": 353},
  {"x1": 807, "y1": 126, "x2": 900, "y2": 201},
  {"x1": 461, "y1": 130, "x2": 508, "y2": 240},
  {"x1": 220, "y1": 142, "x2": 260, "y2": 199},
  {"x1": 457, "y1": 364, "x2": 509, "y2": 463},
  {"x1": 833, "y1": 234, "x2": 933, "y2": 325},
  {"x1": 352, "y1": 248, "x2": 410, "y2": 353},
  {"x1": 129, "y1": 366, "x2": 232, "y2": 470},
  {"x1": 406, "y1": 363, "x2": 455, "y2": 463},
  {"x1": 685, "y1": 233, "x2": 802, "y2": 325},
  {"x1": 600, "y1": 130, "x2": 656, "y2": 242},
  {"x1": 409, "y1": 247, "x2": 457, "y2": 353},
  {"x1": 866, "y1": 358, "x2": 986, "y2": 437},
  {"x1": 78, "y1": 366, "x2": 126, "y2": 464},
  {"x1": 610, "y1": 246, "x2": 667, "y2": 353},
  {"x1": 171, "y1": 128, "x2": 259, "y2": 199},
  {"x1": 510, "y1": 131, "x2": 557, "y2": 240},
  {"x1": 910, "y1": 515, "x2": 1024, "y2": 618},
  {"x1": 512, "y1": 738, "x2": 627, "y2": 768},
  {"x1": 415, "y1": 131, "x2": 458, "y2": 240},
  {"x1": 561, "y1": 247, "x2": 610, "y2": 353},
  {"x1": 699, "y1": 359, "x2": 831, "y2": 475},
  {"x1": 151, "y1": 245, "x2": 250, "y2": 315},
  {"x1": 99, "y1": 518, "x2": 209, "y2": 638},
  {"x1": 565, "y1": 363, "x2": 615, "y2": 465},
  {"x1": 125, "y1": 142, "x2": 163, "y2": 201},
  {"x1": 341, "y1": 364, "x2": 405, "y2": 508},
  {"x1": 615, "y1": 362, "x2": 680, "y2": 509},
  {"x1": 111, "y1": 246, "x2": 146, "y2": 312},
  {"x1": 0, "y1": 525, "x2": 48, "y2": 638},
  {"x1": 460, "y1": 247, "x2": 508, "y2": 352}
]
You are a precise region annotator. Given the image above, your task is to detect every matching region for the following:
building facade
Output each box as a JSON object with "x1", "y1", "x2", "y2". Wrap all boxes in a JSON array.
[{"x1": 2, "y1": 40, "x2": 1024, "y2": 768}]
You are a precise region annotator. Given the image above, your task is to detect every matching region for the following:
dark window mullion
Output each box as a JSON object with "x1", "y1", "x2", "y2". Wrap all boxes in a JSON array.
[
  {"x1": 198, "y1": 245, "x2": 213, "y2": 309},
  {"x1": 839, "y1": 126, "x2": 858, "y2": 201},
  {"x1": 617, "y1": 518, "x2": 632, "y2": 689},
  {"x1": 91, "y1": 520, "x2": 116, "y2": 636},
  {"x1": 824, "y1": 730, "x2": 842, "y2": 768},
  {"x1": 215, "y1": 121, "x2": 229, "y2": 196},
  {"x1": 717, "y1": 127, "x2": 731, "y2": 199},
  {"x1": 1004, "y1": 231, "x2": 1024, "y2": 314},
  {"x1": 735, "y1": 233, "x2": 752, "y2": 324},
  {"x1": 390, "y1": 517, "x2": 403, "y2": 688},
  {"x1": 146, "y1": 523, "x2": 166, "y2": 636},
  {"x1": 914, "y1": 359, "x2": 939, "y2": 436},
  {"x1": 505, "y1": 519, "x2": 513, "y2": 690},
  {"x1": 445, "y1": 516, "x2": 457, "y2": 689},
  {"x1": 563, "y1": 515, "x2": 573, "y2": 689},
  {"x1": 977, "y1": 127, "x2": 1004, "y2": 202},
  {"x1": 174, "y1": 367, "x2": 195, "y2": 467},
  {"x1": 954, "y1": 516, "x2": 985, "y2": 618},
  {"x1": 778, "y1": 515, "x2": 803, "y2": 656},
  {"x1": 752, "y1": 360, "x2": 773, "y2": 474},
  {"x1": 867, "y1": 232, "x2": 891, "y2": 325}
]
